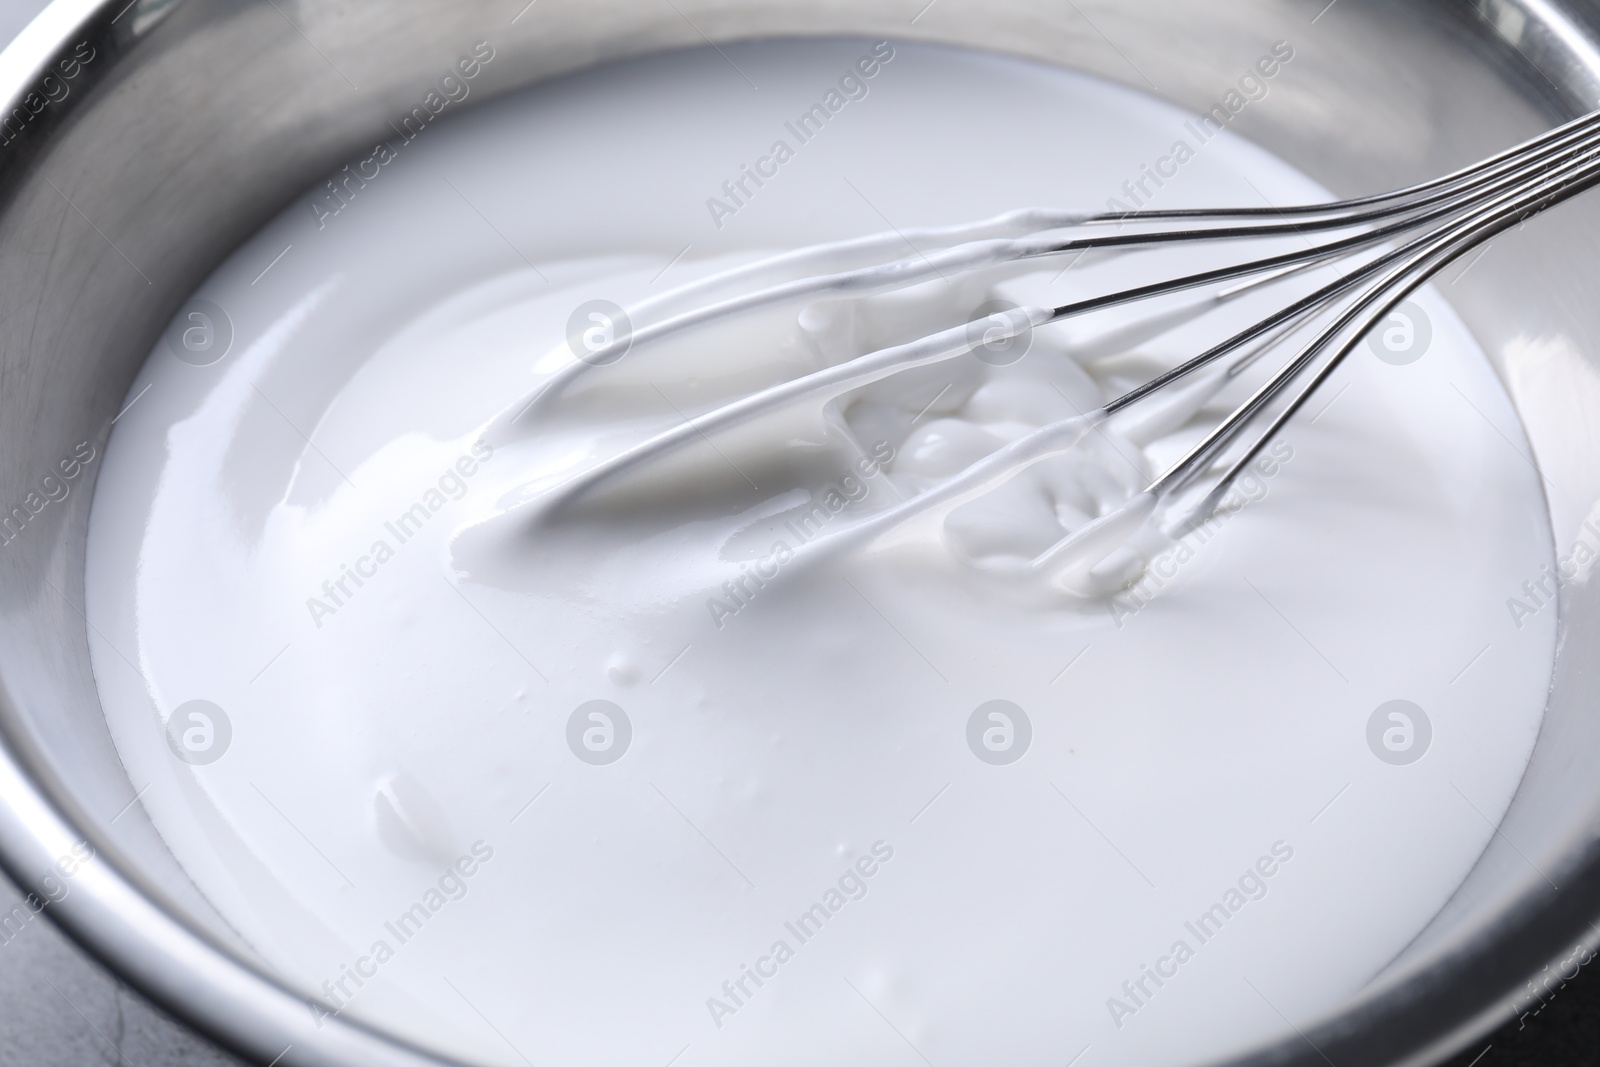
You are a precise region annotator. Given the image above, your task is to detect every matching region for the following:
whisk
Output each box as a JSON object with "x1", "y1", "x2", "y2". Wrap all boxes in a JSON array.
[{"x1": 513, "y1": 109, "x2": 1600, "y2": 587}]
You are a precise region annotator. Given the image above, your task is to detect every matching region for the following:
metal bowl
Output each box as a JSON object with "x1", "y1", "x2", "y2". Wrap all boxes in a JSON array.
[{"x1": 1, "y1": 0, "x2": 1598, "y2": 1064}]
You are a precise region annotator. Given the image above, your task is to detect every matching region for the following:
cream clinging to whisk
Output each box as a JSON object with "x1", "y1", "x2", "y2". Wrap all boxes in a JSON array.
[{"x1": 504, "y1": 109, "x2": 1600, "y2": 593}]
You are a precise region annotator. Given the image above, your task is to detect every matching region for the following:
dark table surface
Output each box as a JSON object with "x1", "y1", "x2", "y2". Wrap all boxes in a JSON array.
[{"x1": 1443, "y1": 974, "x2": 1600, "y2": 1067}]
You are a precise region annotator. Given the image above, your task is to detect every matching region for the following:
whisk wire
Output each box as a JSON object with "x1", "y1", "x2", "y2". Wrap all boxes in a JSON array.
[{"x1": 517, "y1": 111, "x2": 1600, "y2": 589}]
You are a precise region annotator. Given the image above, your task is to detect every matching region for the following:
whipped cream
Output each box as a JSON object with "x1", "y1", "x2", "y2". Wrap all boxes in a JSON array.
[{"x1": 84, "y1": 39, "x2": 1556, "y2": 1067}]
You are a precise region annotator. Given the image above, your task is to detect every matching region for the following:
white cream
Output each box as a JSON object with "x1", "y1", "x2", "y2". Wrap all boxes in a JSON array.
[{"x1": 84, "y1": 39, "x2": 1556, "y2": 1067}]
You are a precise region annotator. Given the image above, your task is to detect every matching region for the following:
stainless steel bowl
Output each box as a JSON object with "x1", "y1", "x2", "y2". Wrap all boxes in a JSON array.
[{"x1": 2, "y1": 1, "x2": 1599, "y2": 1064}]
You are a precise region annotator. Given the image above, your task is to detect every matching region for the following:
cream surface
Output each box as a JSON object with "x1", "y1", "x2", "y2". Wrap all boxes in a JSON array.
[{"x1": 84, "y1": 40, "x2": 1557, "y2": 1067}]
